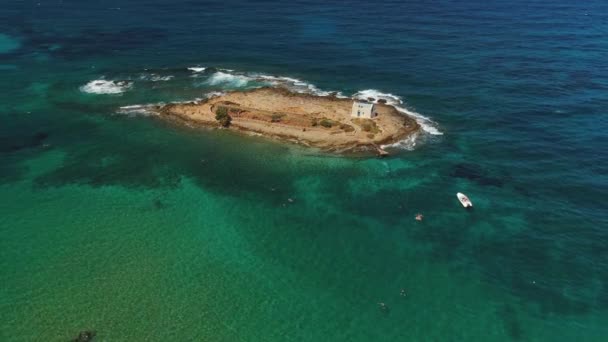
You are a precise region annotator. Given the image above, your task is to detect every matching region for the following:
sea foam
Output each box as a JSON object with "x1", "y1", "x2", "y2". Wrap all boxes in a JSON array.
[
  {"x1": 188, "y1": 66, "x2": 207, "y2": 73},
  {"x1": 203, "y1": 69, "x2": 345, "y2": 97},
  {"x1": 80, "y1": 80, "x2": 132, "y2": 94},
  {"x1": 206, "y1": 71, "x2": 252, "y2": 87},
  {"x1": 381, "y1": 132, "x2": 419, "y2": 151},
  {"x1": 255, "y1": 74, "x2": 343, "y2": 97},
  {"x1": 117, "y1": 104, "x2": 158, "y2": 116},
  {"x1": 140, "y1": 74, "x2": 174, "y2": 82}
]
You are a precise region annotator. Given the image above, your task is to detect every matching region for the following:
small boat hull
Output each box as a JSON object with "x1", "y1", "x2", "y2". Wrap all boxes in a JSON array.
[{"x1": 457, "y1": 192, "x2": 473, "y2": 208}]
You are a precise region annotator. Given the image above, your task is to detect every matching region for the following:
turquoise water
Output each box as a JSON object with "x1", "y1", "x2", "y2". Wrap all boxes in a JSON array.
[{"x1": 1, "y1": 1, "x2": 607, "y2": 341}]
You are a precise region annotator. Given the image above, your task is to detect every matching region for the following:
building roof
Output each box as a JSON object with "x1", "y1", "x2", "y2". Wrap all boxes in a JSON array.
[{"x1": 353, "y1": 101, "x2": 374, "y2": 110}]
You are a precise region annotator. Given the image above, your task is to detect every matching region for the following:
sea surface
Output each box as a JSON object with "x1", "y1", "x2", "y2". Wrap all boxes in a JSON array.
[{"x1": 1, "y1": 1, "x2": 607, "y2": 341}]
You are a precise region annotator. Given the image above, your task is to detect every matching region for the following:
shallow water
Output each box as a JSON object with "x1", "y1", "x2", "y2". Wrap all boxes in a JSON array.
[{"x1": 1, "y1": 1, "x2": 607, "y2": 341}]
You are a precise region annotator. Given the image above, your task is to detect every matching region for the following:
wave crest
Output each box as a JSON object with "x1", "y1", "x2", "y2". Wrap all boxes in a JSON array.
[
  {"x1": 206, "y1": 71, "x2": 252, "y2": 87},
  {"x1": 188, "y1": 66, "x2": 207, "y2": 73},
  {"x1": 80, "y1": 80, "x2": 132, "y2": 94},
  {"x1": 140, "y1": 74, "x2": 174, "y2": 82},
  {"x1": 117, "y1": 104, "x2": 158, "y2": 116}
]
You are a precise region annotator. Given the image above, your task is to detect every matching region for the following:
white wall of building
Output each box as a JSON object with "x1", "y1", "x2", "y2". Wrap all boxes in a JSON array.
[{"x1": 351, "y1": 102, "x2": 376, "y2": 119}]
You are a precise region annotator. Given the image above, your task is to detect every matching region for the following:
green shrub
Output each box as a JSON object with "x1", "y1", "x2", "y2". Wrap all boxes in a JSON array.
[
  {"x1": 339, "y1": 123, "x2": 355, "y2": 132},
  {"x1": 319, "y1": 119, "x2": 333, "y2": 128},
  {"x1": 215, "y1": 106, "x2": 232, "y2": 127},
  {"x1": 271, "y1": 113, "x2": 284, "y2": 123},
  {"x1": 353, "y1": 118, "x2": 380, "y2": 133},
  {"x1": 216, "y1": 106, "x2": 227, "y2": 116}
]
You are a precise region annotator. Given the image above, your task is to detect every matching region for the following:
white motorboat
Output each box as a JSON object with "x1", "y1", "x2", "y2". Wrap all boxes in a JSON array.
[{"x1": 457, "y1": 192, "x2": 473, "y2": 208}]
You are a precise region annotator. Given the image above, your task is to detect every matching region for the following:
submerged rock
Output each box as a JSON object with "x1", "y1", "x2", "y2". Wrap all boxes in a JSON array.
[
  {"x1": 450, "y1": 163, "x2": 505, "y2": 187},
  {"x1": 71, "y1": 330, "x2": 96, "y2": 342},
  {"x1": 153, "y1": 198, "x2": 166, "y2": 210},
  {"x1": 0, "y1": 131, "x2": 49, "y2": 153}
]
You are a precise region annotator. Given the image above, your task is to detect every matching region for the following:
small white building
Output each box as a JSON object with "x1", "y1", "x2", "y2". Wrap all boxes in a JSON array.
[{"x1": 351, "y1": 101, "x2": 377, "y2": 119}]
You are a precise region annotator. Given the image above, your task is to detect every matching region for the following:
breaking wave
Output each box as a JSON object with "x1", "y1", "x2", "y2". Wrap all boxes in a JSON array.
[
  {"x1": 204, "y1": 91, "x2": 225, "y2": 99},
  {"x1": 80, "y1": 80, "x2": 132, "y2": 94},
  {"x1": 206, "y1": 71, "x2": 252, "y2": 87},
  {"x1": 381, "y1": 132, "x2": 419, "y2": 151},
  {"x1": 139, "y1": 74, "x2": 174, "y2": 82},
  {"x1": 116, "y1": 104, "x2": 158, "y2": 116},
  {"x1": 188, "y1": 66, "x2": 207, "y2": 73},
  {"x1": 254, "y1": 74, "x2": 345, "y2": 97}
]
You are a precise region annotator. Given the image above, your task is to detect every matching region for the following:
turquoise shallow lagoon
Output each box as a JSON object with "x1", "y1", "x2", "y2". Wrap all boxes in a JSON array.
[{"x1": 1, "y1": 1, "x2": 607, "y2": 341}]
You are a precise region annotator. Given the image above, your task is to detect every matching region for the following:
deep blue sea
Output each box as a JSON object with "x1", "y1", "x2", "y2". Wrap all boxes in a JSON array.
[{"x1": 1, "y1": 1, "x2": 607, "y2": 341}]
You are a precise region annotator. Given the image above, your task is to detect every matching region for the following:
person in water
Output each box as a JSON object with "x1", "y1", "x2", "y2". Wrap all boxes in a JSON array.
[{"x1": 415, "y1": 213, "x2": 424, "y2": 221}]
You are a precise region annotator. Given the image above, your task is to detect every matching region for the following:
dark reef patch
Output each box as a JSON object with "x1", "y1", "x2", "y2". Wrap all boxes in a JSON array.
[
  {"x1": 0, "y1": 131, "x2": 49, "y2": 154},
  {"x1": 449, "y1": 162, "x2": 507, "y2": 187},
  {"x1": 499, "y1": 304, "x2": 524, "y2": 341},
  {"x1": 153, "y1": 198, "x2": 167, "y2": 210},
  {"x1": 70, "y1": 330, "x2": 96, "y2": 342},
  {"x1": 16, "y1": 26, "x2": 167, "y2": 60},
  {"x1": 31, "y1": 117, "x2": 301, "y2": 205}
]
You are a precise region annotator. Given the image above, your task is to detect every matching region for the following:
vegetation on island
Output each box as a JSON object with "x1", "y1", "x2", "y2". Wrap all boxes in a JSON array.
[
  {"x1": 271, "y1": 113, "x2": 285, "y2": 123},
  {"x1": 319, "y1": 119, "x2": 334, "y2": 128},
  {"x1": 215, "y1": 106, "x2": 232, "y2": 127},
  {"x1": 157, "y1": 87, "x2": 420, "y2": 154},
  {"x1": 353, "y1": 118, "x2": 380, "y2": 134}
]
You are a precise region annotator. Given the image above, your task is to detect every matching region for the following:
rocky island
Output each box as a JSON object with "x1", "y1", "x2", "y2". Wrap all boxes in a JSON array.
[{"x1": 156, "y1": 87, "x2": 419, "y2": 154}]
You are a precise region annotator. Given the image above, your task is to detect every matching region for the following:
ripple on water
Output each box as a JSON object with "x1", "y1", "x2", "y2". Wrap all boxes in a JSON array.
[{"x1": 0, "y1": 33, "x2": 20, "y2": 54}]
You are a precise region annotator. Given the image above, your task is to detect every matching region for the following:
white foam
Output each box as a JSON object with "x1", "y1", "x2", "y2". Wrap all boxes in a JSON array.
[
  {"x1": 80, "y1": 80, "x2": 132, "y2": 94},
  {"x1": 140, "y1": 74, "x2": 174, "y2": 82},
  {"x1": 254, "y1": 74, "x2": 341, "y2": 97},
  {"x1": 394, "y1": 105, "x2": 443, "y2": 136},
  {"x1": 203, "y1": 70, "x2": 341, "y2": 96},
  {"x1": 188, "y1": 66, "x2": 206, "y2": 73},
  {"x1": 353, "y1": 89, "x2": 443, "y2": 136},
  {"x1": 206, "y1": 71, "x2": 252, "y2": 87},
  {"x1": 352, "y1": 89, "x2": 402, "y2": 106},
  {"x1": 116, "y1": 104, "x2": 158, "y2": 116},
  {"x1": 204, "y1": 91, "x2": 225, "y2": 99},
  {"x1": 381, "y1": 132, "x2": 418, "y2": 151}
]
